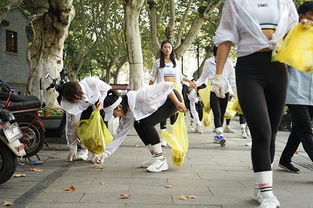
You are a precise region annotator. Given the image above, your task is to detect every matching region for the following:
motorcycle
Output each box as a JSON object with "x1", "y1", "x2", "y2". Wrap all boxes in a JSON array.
[
  {"x1": 0, "y1": 87, "x2": 45, "y2": 158},
  {"x1": 0, "y1": 109, "x2": 26, "y2": 184}
]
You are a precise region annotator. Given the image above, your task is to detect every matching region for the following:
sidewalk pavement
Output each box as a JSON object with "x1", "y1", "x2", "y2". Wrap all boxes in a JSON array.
[{"x1": 0, "y1": 115, "x2": 312, "y2": 208}]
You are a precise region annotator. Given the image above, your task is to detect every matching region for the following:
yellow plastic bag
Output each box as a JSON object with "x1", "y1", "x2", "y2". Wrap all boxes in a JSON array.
[
  {"x1": 232, "y1": 96, "x2": 243, "y2": 114},
  {"x1": 203, "y1": 111, "x2": 212, "y2": 127},
  {"x1": 224, "y1": 99, "x2": 236, "y2": 119},
  {"x1": 198, "y1": 82, "x2": 212, "y2": 113},
  {"x1": 76, "y1": 109, "x2": 113, "y2": 154},
  {"x1": 160, "y1": 83, "x2": 188, "y2": 166},
  {"x1": 273, "y1": 23, "x2": 313, "y2": 73},
  {"x1": 161, "y1": 112, "x2": 188, "y2": 166}
]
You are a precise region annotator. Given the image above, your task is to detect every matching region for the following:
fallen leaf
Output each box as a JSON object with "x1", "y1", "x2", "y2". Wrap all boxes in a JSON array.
[
  {"x1": 135, "y1": 144, "x2": 141, "y2": 147},
  {"x1": 164, "y1": 185, "x2": 173, "y2": 188},
  {"x1": 100, "y1": 181, "x2": 106, "y2": 185},
  {"x1": 92, "y1": 164, "x2": 103, "y2": 169},
  {"x1": 64, "y1": 186, "x2": 76, "y2": 191},
  {"x1": 179, "y1": 195, "x2": 188, "y2": 200},
  {"x1": 29, "y1": 168, "x2": 44, "y2": 172},
  {"x1": 13, "y1": 173, "x2": 26, "y2": 178},
  {"x1": 2, "y1": 201, "x2": 15, "y2": 206},
  {"x1": 188, "y1": 195, "x2": 197, "y2": 199},
  {"x1": 120, "y1": 194, "x2": 131, "y2": 199}
]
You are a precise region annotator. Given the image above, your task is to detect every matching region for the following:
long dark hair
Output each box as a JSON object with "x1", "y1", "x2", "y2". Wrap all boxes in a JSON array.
[
  {"x1": 103, "y1": 89, "x2": 128, "y2": 114},
  {"x1": 159, "y1": 40, "x2": 176, "y2": 68},
  {"x1": 57, "y1": 81, "x2": 83, "y2": 104}
]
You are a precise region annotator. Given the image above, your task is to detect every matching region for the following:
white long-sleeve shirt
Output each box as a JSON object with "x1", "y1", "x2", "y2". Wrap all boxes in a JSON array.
[
  {"x1": 60, "y1": 77, "x2": 111, "y2": 116},
  {"x1": 214, "y1": 0, "x2": 298, "y2": 57},
  {"x1": 195, "y1": 57, "x2": 236, "y2": 94},
  {"x1": 105, "y1": 82, "x2": 174, "y2": 155},
  {"x1": 150, "y1": 59, "x2": 183, "y2": 86}
]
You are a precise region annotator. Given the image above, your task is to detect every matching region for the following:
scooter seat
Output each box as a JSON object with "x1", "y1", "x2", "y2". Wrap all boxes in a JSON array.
[
  {"x1": 0, "y1": 100, "x2": 42, "y2": 111},
  {"x1": 0, "y1": 92, "x2": 40, "y2": 102}
]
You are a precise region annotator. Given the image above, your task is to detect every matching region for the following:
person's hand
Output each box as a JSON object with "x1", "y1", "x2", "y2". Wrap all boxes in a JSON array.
[
  {"x1": 211, "y1": 75, "x2": 225, "y2": 98},
  {"x1": 176, "y1": 102, "x2": 187, "y2": 113},
  {"x1": 96, "y1": 101, "x2": 103, "y2": 110},
  {"x1": 189, "y1": 80, "x2": 197, "y2": 89}
]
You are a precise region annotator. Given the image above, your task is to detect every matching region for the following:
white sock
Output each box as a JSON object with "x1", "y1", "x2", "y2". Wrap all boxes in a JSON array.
[
  {"x1": 215, "y1": 127, "x2": 224, "y2": 135},
  {"x1": 146, "y1": 144, "x2": 154, "y2": 155},
  {"x1": 255, "y1": 171, "x2": 274, "y2": 199},
  {"x1": 240, "y1": 124, "x2": 246, "y2": 129},
  {"x1": 151, "y1": 143, "x2": 163, "y2": 159}
]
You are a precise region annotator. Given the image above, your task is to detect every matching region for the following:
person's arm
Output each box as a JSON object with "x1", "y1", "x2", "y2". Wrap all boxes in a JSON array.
[
  {"x1": 194, "y1": 60, "x2": 210, "y2": 87},
  {"x1": 104, "y1": 115, "x2": 134, "y2": 156},
  {"x1": 168, "y1": 91, "x2": 187, "y2": 112},
  {"x1": 216, "y1": 41, "x2": 232, "y2": 75}
]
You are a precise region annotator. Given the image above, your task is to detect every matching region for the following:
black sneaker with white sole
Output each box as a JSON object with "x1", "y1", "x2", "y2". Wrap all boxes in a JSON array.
[{"x1": 279, "y1": 162, "x2": 300, "y2": 173}]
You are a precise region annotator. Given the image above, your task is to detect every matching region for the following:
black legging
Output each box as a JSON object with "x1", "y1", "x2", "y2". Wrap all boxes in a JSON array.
[
  {"x1": 210, "y1": 91, "x2": 229, "y2": 128},
  {"x1": 280, "y1": 105, "x2": 313, "y2": 163},
  {"x1": 226, "y1": 114, "x2": 246, "y2": 125},
  {"x1": 134, "y1": 90, "x2": 181, "y2": 146},
  {"x1": 236, "y1": 51, "x2": 287, "y2": 172}
]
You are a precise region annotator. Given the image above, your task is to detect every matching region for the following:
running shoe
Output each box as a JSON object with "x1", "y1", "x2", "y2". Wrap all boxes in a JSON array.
[
  {"x1": 77, "y1": 149, "x2": 88, "y2": 161},
  {"x1": 146, "y1": 158, "x2": 168, "y2": 172},
  {"x1": 224, "y1": 125, "x2": 234, "y2": 133},
  {"x1": 278, "y1": 162, "x2": 300, "y2": 173},
  {"x1": 140, "y1": 157, "x2": 157, "y2": 168},
  {"x1": 214, "y1": 135, "x2": 226, "y2": 147}
]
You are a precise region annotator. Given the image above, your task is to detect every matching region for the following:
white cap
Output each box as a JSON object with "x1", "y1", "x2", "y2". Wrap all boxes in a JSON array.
[{"x1": 103, "y1": 97, "x2": 122, "y2": 121}]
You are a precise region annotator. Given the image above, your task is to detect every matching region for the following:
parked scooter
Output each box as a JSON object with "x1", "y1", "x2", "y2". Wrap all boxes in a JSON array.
[
  {"x1": 0, "y1": 84, "x2": 45, "y2": 158},
  {"x1": 0, "y1": 109, "x2": 26, "y2": 184}
]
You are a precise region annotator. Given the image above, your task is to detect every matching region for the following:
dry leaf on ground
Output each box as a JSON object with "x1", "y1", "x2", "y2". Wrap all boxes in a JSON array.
[
  {"x1": 13, "y1": 173, "x2": 26, "y2": 178},
  {"x1": 64, "y1": 186, "x2": 76, "y2": 191},
  {"x1": 29, "y1": 168, "x2": 44, "y2": 172},
  {"x1": 188, "y1": 195, "x2": 197, "y2": 199},
  {"x1": 135, "y1": 144, "x2": 141, "y2": 147},
  {"x1": 100, "y1": 182, "x2": 106, "y2": 185},
  {"x1": 2, "y1": 201, "x2": 15, "y2": 206},
  {"x1": 92, "y1": 164, "x2": 103, "y2": 169},
  {"x1": 179, "y1": 195, "x2": 188, "y2": 200},
  {"x1": 164, "y1": 185, "x2": 173, "y2": 188},
  {"x1": 120, "y1": 194, "x2": 131, "y2": 199}
]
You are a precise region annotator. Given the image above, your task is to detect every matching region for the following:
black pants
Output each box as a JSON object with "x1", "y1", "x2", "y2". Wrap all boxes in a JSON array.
[
  {"x1": 160, "y1": 114, "x2": 177, "y2": 129},
  {"x1": 226, "y1": 114, "x2": 246, "y2": 125},
  {"x1": 210, "y1": 91, "x2": 229, "y2": 128},
  {"x1": 280, "y1": 105, "x2": 313, "y2": 163},
  {"x1": 134, "y1": 90, "x2": 181, "y2": 146},
  {"x1": 236, "y1": 52, "x2": 287, "y2": 172}
]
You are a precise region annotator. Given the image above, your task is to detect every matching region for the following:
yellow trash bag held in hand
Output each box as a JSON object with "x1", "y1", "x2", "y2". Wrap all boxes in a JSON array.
[
  {"x1": 224, "y1": 99, "x2": 236, "y2": 119},
  {"x1": 161, "y1": 112, "x2": 188, "y2": 166},
  {"x1": 198, "y1": 82, "x2": 212, "y2": 127},
  {"x1": 273, "y1": 23, "x2": 313, "y2": 73},
  {"x1": 161, "y1": 83, "x2": 188, "y2": 166},
  {"x1": 232, "y1": 96, "x2": 243, "y2": 114},
  {"x1": 76, "y1": 109, "x2": 113, "y2": 154}
]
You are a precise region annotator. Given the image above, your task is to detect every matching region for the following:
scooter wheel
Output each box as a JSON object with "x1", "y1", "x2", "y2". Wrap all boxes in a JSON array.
[{"x1": 0, "y1": 140, "x2": 17, "y2": 184}]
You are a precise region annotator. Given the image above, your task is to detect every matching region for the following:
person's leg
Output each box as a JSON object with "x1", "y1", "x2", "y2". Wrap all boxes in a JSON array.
[
  {"x1": 224, "y1": 118, "x2": 234, "y2": 133},
  {"x1": 65, "y1": 112, "x2": 82, "y2": 161},
  {"x1": 236, "y1": 52, "x2": 286, "y2": 206}
]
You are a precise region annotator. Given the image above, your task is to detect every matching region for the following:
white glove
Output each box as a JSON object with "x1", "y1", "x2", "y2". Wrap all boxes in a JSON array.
[{"x1": 211, "y1": 75, "x2": 225, "y2": 98}]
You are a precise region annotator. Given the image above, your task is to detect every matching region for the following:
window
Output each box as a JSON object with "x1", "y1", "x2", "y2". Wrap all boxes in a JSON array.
[{"x1": 6, "y1": 30, "x2": 18, "y2": 53}]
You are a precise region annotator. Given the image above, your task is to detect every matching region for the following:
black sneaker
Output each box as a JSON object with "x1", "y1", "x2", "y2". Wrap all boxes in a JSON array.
[{"x1": 279, "y1": 162, "x2": 300, "y2": 173}]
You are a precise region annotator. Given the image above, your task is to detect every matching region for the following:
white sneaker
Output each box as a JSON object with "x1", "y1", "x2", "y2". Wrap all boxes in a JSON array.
[
  {"x1": 241, "y1": 129, "x2": 248, "y2": 139},
  {"x1": 259, "y1": 196, "x2": 280, "y2": 208},
  {"x1": 77, "y1": 149, "x2": 88, "y2": 161},
  {"x1": 92, "y1": 152, "x2": 109, "y2": 164},
  {"x1": 146, "y1": 158, "x2": 168, "y2": 172},
  {"x1": 195, "y1": 126, "x2": 203, "y2": 134},
  {"x1": 224, "y1": 125, "x2": 234, "y2": 133},
  {"x1": 214, "y1": 135, "x2": 226, "y2": 147},
  {"x1": 67, "y1": 153, "x2": 77, "y2": 162},
  {"x1": 140, "y1": 157, "x2": 157, "y2": 168}
]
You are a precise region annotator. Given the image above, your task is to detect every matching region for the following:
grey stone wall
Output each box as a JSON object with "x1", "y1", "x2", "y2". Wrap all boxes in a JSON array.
[{"x1": 0, "y1": 8, "x2": 29, "y2": 94}]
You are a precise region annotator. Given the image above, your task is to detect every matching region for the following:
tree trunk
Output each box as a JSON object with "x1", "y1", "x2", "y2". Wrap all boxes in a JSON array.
[
  {"x1": 124, "y1": 0, "x2": 144, "y2": 90},
  {"x1": 26, "y1": 0, "x2": 75, "y2": 107}
]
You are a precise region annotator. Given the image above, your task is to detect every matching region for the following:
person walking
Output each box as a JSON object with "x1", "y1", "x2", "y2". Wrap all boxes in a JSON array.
[
  {"x1": 101, "y1": 82, "x2": 186, "y2": 172},
  {"x1": 57, "y1": 77, "x2": 111, "y2": 162},
  {"x1": 149, "y1": 40, "x2": 195, "y2": 146},
  {"x1": 213, "y1": 0, "x2": 298, "y2": 207},
  {"x1": 193, "y1": 46, "x2": 236, "y2": 146},
  {"x1": 279, "y1": 1, "x2": 313, "y2": 174}
]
